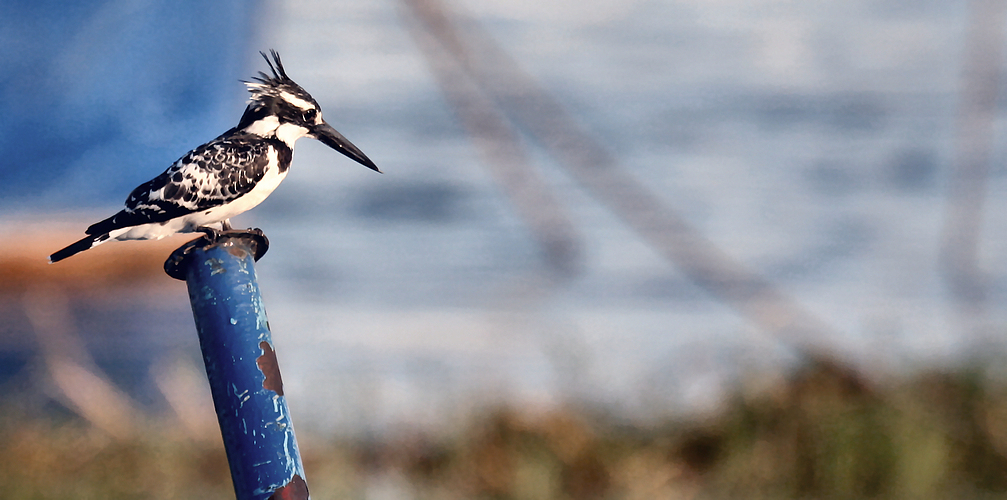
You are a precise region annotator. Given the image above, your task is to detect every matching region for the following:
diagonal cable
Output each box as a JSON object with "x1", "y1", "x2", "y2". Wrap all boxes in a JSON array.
[
  {"x1": 401, "y1": 0, "x2": 853, "y2": 367},
  {"x1": 401, "y1": 3, "x2": 582, "y2": 280}
]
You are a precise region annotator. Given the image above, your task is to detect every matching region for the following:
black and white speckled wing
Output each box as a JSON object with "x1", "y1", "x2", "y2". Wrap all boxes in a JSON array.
[{"x1": 86, "y1": 136, "x2": 273, "y2": 235}]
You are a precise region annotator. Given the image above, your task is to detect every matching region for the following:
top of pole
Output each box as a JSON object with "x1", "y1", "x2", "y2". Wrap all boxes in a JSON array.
[{"x1": 164, "y1": 229, "x2": 269, "y2": 281}]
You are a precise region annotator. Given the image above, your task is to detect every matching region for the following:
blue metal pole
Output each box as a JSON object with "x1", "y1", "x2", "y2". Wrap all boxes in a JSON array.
[{"x1": 165, "y1": 231, "x2": 308, "y2": 500}]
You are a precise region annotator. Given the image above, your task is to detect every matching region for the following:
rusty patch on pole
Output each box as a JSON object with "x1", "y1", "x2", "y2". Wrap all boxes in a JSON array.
[
  {"x1": 268, "y1": 474, "x2": 308, "y2": 500},
  {"x1": 226, "y1": 244, "x2": 250, "y2": 259},
  {"x1": 256, "y1": 340, "x2": 284, "y2": 396}
]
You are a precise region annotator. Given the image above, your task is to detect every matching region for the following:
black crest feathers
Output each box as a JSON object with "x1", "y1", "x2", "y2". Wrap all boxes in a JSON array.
[
  {"x1": 255, "y1": 50, "x2": 290, "y2": 86},
  {"x1": 243, "y1": 50, "x2": 302, "y2": 102}
]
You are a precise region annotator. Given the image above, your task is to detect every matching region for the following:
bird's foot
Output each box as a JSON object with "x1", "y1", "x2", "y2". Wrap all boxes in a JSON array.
[
  {"x1": 195, "y1": 226, "x2": 268, "y2": 257},
  {"x1": 196, "y1": 226, "x2": 224, "y2": 244}
]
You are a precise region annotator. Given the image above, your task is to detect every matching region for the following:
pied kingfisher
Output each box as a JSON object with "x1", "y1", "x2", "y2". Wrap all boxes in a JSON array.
[{"x1": 49, "y1": 50, "x2": 378, "y2": 263}]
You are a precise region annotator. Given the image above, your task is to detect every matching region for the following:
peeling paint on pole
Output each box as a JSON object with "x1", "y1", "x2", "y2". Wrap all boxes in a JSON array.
[{"x1": 166, "y1": 231, "x2": 309, "y2": 500}]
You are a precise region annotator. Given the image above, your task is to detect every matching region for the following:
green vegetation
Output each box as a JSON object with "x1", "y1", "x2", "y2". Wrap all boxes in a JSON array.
[{"x1": 5, "y1": 362, "x2": 1007, "y2": 499}]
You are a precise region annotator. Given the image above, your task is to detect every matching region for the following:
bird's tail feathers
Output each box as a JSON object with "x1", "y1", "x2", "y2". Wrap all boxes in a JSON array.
[{"x1": 48, "y1": 233, "x2": 111, "y2": 263}]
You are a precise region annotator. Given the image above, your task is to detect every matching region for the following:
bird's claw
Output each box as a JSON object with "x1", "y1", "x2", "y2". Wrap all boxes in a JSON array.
[{"x1": 197, "y1": 226, "x2": 223, "y2": 242}]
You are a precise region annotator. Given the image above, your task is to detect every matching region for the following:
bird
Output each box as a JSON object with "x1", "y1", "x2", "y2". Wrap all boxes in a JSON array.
[{"x1": 49, "y1": 50, "x2": 379, "y2": 263}]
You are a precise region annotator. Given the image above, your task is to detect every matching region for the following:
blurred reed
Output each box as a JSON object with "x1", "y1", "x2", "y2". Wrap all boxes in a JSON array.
[{"x1": 5, "y1": 360, "x2": 1007, "y2": 499}]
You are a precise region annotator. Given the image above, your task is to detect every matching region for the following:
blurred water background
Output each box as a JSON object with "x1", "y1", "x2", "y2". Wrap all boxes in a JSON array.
[{"x1": 4, "y1": 0, "x2": 1007, "y2": 496}]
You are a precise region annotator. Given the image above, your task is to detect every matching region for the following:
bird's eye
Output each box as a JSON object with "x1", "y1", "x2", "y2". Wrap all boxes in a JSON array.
[{"x1": 303, "y1": 109, "x2": 317, "y2": 122}]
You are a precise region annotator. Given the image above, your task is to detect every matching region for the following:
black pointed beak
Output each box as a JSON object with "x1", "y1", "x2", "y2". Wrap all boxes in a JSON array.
[{"x1": 311, "y1": 121, "x2": 380, "y2": 172}]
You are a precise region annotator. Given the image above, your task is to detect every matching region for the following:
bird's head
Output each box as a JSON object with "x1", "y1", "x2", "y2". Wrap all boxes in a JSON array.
[{"x1": 237, "y1": 50, "x2": 379, "y2": 172}]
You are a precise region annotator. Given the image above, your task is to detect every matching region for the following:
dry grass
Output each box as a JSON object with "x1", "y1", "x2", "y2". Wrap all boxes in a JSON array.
[{"x1": 5, "y1": 361, "x2": 1007, "y2": 499}]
